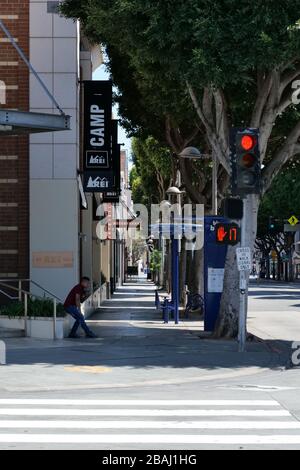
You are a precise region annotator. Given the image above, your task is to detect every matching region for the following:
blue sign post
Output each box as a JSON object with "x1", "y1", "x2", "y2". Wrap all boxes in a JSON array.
[{"x1": 204, "y1": 216, "x2": 228, "y2": 332}]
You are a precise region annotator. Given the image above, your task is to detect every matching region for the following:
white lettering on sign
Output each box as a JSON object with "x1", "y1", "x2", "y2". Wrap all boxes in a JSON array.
[
  {"x1": 87, "y1": 176, "x2": 109, "y2": 189},
  {"x1": 236, "y1": 247, "x2": 252, "y2": 272},
  {"x1": 90, "y1": 105, "x2": 105, "y2": 147}
]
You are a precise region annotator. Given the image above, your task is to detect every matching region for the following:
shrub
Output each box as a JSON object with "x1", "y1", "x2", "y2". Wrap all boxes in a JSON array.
[{"x1": 0, "y1": 298, "x2": 65, "y2": 318}]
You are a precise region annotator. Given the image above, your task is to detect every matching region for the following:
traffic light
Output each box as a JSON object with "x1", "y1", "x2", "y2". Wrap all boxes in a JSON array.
[
  {"x1": 215, "y1": 223, "x2": 241, "y2": 246},
  {"x1": 231, "y1": 128, "x2": 261, "y2": 196},
  {"x1": 269, "y1": 216, "x2": 276, "y2": 231},
  {"x1": 221, "y1": 198, "x2": 244, "y2": 220}
]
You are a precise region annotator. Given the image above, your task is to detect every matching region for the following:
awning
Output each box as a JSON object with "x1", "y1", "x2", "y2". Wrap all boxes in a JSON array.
[{"x1": 0, "y1": 109, "x2": 71, "y2": 135}]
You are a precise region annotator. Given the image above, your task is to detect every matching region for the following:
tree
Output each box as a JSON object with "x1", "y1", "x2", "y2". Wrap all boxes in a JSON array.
[
  {"x1": 150, "y1": 249, "x2": 163, "y2": 284},
  {"x1": 130, "y1": 137, "x2": 174, "y2": 206},
  {"x1": 256, "y1": 158, "x2": 300, "y2": 280},
  {"x1": 62, "y1": 0, "x2": 300, "y2": 337}
]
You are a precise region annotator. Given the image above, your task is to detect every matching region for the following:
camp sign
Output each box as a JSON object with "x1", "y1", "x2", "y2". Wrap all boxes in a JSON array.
[{"x1": 82, "y1": 81, "x2": 117, "y2": 193}]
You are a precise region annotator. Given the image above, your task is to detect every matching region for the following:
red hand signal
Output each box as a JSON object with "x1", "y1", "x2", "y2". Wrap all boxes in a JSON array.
[{"x1": 217, "y1": 226, "x2": 228, "y2": 242}]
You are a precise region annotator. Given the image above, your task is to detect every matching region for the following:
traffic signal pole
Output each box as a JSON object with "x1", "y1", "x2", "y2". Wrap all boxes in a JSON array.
[
  {"x1": 230, "y1": 128, "x2": 261, "y2": 353},
  {"x1": 238, "y1": 203, "x2": 248, "y2": 353}
]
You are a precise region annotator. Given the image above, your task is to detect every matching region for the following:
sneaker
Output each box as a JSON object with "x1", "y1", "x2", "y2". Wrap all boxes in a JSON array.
[{"x1": 68, "y1": 333, "x2": 80, "y2": 339}]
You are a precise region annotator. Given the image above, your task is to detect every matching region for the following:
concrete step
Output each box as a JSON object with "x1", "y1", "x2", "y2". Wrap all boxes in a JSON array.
[{"x1": 0, "y1": 328, "x2": 24, "y2": 339}]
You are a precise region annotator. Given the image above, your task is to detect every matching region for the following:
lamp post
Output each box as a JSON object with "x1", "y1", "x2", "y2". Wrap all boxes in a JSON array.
[
  {"x1": 165, "y1": 186, "x2": 185, "y2": 325},
  {"x1": 179, "y1": 147, "x2": 218, "y2": 215}
]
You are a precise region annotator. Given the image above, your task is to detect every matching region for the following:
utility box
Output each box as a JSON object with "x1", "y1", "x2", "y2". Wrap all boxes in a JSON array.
[{"x1": 204, "y1": 216, "x2": 229, "y2": 332}]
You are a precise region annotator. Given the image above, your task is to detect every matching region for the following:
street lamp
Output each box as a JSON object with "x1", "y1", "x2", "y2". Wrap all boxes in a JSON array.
[
  {"x1": 178, "y1": 147, "x2": 218, "y2": 215},
  {"x1": 179, "y1": 147, "x2": 202, "y2": 160},
  {"x1": 166, "y1": 186, "x2": 185, "y2": 196}
]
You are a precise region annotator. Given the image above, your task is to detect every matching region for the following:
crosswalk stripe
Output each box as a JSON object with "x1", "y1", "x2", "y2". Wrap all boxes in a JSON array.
[
  {"x1": 0, "y1": 400, "x2": 298, "y2": 447},
  {"x1": 0, "y1": 408, "x2": 290, "y2": 417},
  {"x1": 0, "y1": 399, "x2": 280, "y2": 407},
  {"x1": 0, "y1": 420, "x2": 299, "y2": 430},
  {"x1": 0, "y1": 434, "x2": 300, "y2": 444}
]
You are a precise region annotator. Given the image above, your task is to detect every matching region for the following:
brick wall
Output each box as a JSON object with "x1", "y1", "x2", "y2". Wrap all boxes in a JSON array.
[{"x1": 0, "y1": 1, "x2": 29, "y2": 278}]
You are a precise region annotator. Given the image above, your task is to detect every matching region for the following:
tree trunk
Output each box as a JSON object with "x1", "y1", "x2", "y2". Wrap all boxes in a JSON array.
[
  {"x1": 214, "y1": 194, "x2": 259, "y2": 338},
  {"x1": 190, "y1": 248, "x2": 204, "y2": 295},
  {"x1": 186, "y1": 248, "x2": 194, "y2": 292}
]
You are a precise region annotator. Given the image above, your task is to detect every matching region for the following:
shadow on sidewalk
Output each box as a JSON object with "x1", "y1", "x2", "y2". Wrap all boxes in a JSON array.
[{"x1": 3, "y1": 280, "x2": 294, "y2": 372}]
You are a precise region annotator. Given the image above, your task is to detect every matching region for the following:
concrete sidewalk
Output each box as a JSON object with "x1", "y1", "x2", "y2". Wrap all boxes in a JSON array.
[
  {"x1": 248, "y1": 282, "x2": 300, "y2": 354},
  {"x1": 0, "y1": 280, "x2": 285, "y2": 394}
]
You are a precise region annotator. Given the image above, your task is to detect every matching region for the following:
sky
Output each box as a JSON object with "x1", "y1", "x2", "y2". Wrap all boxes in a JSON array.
[{"x1": 93, "y1": 63, "x2": 132, "y2": 159}]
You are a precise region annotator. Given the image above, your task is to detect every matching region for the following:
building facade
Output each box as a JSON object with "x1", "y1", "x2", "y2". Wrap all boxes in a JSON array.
[
  {"x1": 0, "y1": 1, "x2": 30, "y2": 280},
  {"x1": 0, "y1": 1, "x2": 128, "y2": 307}
]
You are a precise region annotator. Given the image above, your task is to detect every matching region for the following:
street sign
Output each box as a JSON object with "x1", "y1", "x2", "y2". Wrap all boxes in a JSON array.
[
  {"x1": 236, "y1": 247, "x2": 252, "y2": 272},
  {"x1": 288, "y1": 215, "x2": 299, "y2": 226},
  {"x1": 215, "y1": 223, "x2": 241, "y2": 246},
  {"x1": 284, "y1": 224, "x2": 300, "y2": 233}
]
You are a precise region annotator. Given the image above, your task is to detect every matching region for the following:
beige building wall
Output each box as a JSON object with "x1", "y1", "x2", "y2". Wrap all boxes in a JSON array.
[{"x1": 29, "y1": 1, "x2": 80, "y2": 300}]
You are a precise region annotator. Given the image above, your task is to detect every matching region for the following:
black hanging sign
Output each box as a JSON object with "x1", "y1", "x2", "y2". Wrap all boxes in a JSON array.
[
  {"x1": 83, "y1": 81, "x2": 115, "y2": 192},
  {"x1": 111, "y1": 120, "x2": 121, "y2": 193},
  {"x1": 83, "y1": 80, "x2": 112, "y2": 166}
]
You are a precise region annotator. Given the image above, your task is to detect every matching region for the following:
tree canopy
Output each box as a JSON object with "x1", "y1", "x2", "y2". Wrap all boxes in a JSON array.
[
  {"x1": 129, "y1": 137, "x2": 174, "y2": 205},
  {"x1": 62, "y1": 0, "x2": 300, "y2": 196}
]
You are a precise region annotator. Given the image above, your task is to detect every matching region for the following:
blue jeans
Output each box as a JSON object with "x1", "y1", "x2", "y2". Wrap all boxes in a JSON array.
[{"x1": 65, "y1": 306, "x2": 93, "y2": 336}]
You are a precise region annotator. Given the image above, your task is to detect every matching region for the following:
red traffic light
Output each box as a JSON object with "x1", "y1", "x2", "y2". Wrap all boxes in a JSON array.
[
  {"x1": 241, "y1": 135, "x2": 256, "y2": 151},
  {"x1": 240, "y1": 153, "x2": 256, "y2": 168}
]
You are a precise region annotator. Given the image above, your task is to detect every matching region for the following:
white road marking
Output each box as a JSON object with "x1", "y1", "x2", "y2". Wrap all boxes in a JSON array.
[
  {"x1": 0, "y1": 409, "x2": 290, "y2": 417},
  {"x1": 0, "y1": 399, "x2": 281, "y2": 407},
  {"x1": 1, "y1": 434, "x2": 300, "y2": 445},
  {"x1": 0, "y1": 420, "x2": 299, "y2": 430}
]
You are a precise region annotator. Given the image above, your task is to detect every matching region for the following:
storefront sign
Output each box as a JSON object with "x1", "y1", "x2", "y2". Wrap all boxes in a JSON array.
[
  {"x1": 83, "y1": 81, "x2": 116, "y2": 192},
  {"x1": 83, "y1": 171, "x2": 115, "y2": 193},
  {"x1": 32, "y1": 252, "x2": 74, "y2": 268}
]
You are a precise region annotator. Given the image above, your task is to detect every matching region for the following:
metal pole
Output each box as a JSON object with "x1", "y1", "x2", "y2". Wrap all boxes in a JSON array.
[
  {"x1": 24, "y1": 293, "x2": 28, "y2": 337},
  {"x1": 238, "y1": 203, "x2": 247, "y2": 352},
  {"x1": 0, "y1": 19, "x2": 65, "y2": 115},
  {"x1": 53, "y1": 298, "x2": 57, "y2": 340},
  {"x1": 212, "y1": 152, "x2": 218, "y2": 215},
  {"x1": 172, "y1": 237, "x2": 180, "y2": 324},
  {"x1": 18, "y1": 280, "x2": 22, "y2": 302}
]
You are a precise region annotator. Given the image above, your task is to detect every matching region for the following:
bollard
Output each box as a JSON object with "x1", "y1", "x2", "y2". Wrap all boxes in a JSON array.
[{"x1": 0, "y1": 341, "x2": 6, "y2": 365}]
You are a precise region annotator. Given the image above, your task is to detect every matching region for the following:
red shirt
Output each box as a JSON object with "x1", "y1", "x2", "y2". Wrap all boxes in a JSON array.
[{"x1": 64, "y1": 284, "x2": 84, "y2": 308}]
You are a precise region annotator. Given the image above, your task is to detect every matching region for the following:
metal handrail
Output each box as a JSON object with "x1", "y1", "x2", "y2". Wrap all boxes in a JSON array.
[
  {"x1": 30, "y1": 280, "x2": 63, "y2": 302},
  {"x1": 0, "y1": 288, "x2": 18, "y2": 301},
  {"x1": 0, "y1": 278, "x2": 63, "y2": 302},
  {"x1": 0, "y1": 281, "x2": 59, "y2": 340}
]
